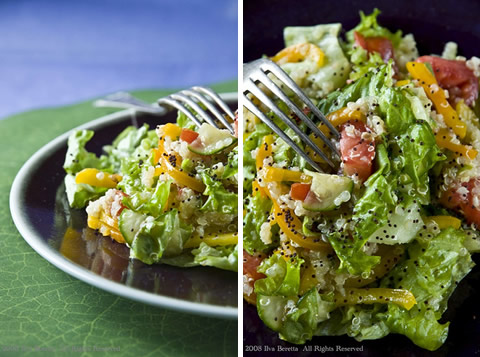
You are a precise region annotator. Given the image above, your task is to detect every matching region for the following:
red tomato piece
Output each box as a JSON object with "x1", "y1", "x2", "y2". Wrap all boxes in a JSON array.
[
  {"x1": 243, "y1": 250, "x2": 266, "y2": 281},
  {"x1": 354, "y1": 31, "x2": 395, "y2": 62},
  {"x1": 417, "y1": 56, "x2": 479, "y2": 106},
  {"x1": 340, "y1": 120, "x2": 376, "y2": 183},
  {"x1": 180, "y1": 128, "x2": 199, "y2": 144},
  {"x1": 290, "y1": 183, "x2": 311, "y2": 201},
  {"x1": 440, "y1": 178, "x2": 480, "y2": 226}
]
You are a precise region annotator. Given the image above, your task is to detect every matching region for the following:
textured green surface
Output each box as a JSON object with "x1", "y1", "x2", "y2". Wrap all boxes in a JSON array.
[{"x1": 0, "y1": 81, "x2": 238, "y2": 356}]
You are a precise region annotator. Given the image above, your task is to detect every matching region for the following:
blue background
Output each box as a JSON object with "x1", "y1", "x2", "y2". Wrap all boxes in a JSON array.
[{"x1": 0, "y1": 0, "x2": 238, "y2": 119}]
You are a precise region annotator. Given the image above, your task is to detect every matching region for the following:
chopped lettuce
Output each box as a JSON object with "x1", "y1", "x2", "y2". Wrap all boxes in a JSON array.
[
  {"x1": 349, "y1": 49, "x2": 385, "y2": 81},
  {"x1": 118, "y1": 154, "x2": 167, "y2": 217},
  {"x1": 144, "y1": 180, "x2": 172, "y2": 217},
  {"x1": 63, "y1": 130, "x2": 111, "y2": 175},
  {"x1": 282, "y1": 23, "x2": 351, "y2": 98},
  {"x1": 257, "y1": 289, "x2": 336, "y2": 344},
  {"x1": 223, "y1": 146, "x2": 238, "y2": 179},
  {"x1": 255, "y1": 253, "x2": 303, "y2": 296},
  {"x1": 316, "y1": 304, "x2": 389, "y2": 341},
  {"x1": 176, "y1": 110, "x2": 197, "y2": 130},
  {"x1": 243, "y1": 192, "x2": 276, "y2": 254},
  {"x1": 200, "y1": 173, "x2": 237, "y2": 214},
  {"x1": 103, "y1": 124, "x2": 151, "y2": 165},
  {"x1": 272, "y1": 127, "x2": 306, "y2": 169},
  {"x1": 129, "y1": 209, "x2": 193, "y2": 264},
  {"x1": 191, "y1": 243, "x2": 238, "y2": 271},
  {"x1": 379, "y1": 228, "x2": 474, "y2": 351}
]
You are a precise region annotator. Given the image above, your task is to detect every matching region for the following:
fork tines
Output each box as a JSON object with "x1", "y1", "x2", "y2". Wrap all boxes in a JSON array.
[
  {"x1": 243, "y1": 58, "x2": 340, "y2": 172},
  {"x1": 158, "y1": 86, "x2": 235, "y2": 134}
]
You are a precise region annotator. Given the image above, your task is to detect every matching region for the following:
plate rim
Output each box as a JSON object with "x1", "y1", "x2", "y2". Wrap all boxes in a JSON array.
[{"x1": 9, "y1": 91, "x2": 238, "y2": 320}]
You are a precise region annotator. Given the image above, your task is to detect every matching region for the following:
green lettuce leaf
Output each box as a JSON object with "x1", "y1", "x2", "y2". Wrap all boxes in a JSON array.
[
  {"x1": 200, "y1": 173, "x2": 237, "y2": 214},
  {"x1": 272, "y1": 127, "x2": 306, "y2": 169},
  {"x1": 130, "y1": 209, "x2": 193, "y2": 264},
  {"x1": 104, "y1": 124, "x2": 151, "y2": 162},
  {"x1": 316, "y1": 305, "x2": 389, "y2": 341},
  {"x1": 282, "y1": 23, "x2": 351, "y2": 98},
  {"x1": 64, "y1": 174, "x2": 108, "y2": 209},
  {"x1": 318, "y1": 62, "x2": 393, "y2": 115},
  {"x1": 243, "y1": 192, "x2": 276, "y2": 255},
  {"x1": 222, "y1": 146, "x2": 238, "y2": 179},
  {"x1": 379, "y1": 228, "x2": 474, "y2": 351},
  {"x1": 255, "y1": 253, "x2": 304, "y2": 297},
  {"x1": 63, "y1": 130, "x2": 111, "y2": 175},
  {"x1": 349, "y1": 48, "x2": 385, "y2": 81},
  {"x1": 143, "y1": 180, "x2": 172, "y2": 217},
  {"x1": 176, "y1": 110, "x2": 197, "y2": 130},
  {"x1": 257, "y1": 289, "x2": 336, "y2": 344},
  {"x1": 191, "y1": 243, "x2": 238, "y2": 272}
]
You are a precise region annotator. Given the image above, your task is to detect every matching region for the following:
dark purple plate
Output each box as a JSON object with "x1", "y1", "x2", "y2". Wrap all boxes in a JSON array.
[
  {"x1": 244, "y1": 0, "x2": 480, "y2": 354},
  {"x1": 10, "y1": 93, "x2": 238, "y2": 319}
]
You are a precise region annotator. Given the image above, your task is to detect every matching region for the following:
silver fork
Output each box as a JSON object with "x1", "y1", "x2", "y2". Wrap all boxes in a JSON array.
[
  {"x1": 158, "y1": 86, "x2": 236, "y2": 134},
  {"x1": 94, "y1": 91, "x2": 167, "y2": 115},
  {"x1": 95, "y1": 87, "x2": 236, "y2": 134},
  {"x1": 243, "y1": 58, "x2": 340, "y2": 171}
]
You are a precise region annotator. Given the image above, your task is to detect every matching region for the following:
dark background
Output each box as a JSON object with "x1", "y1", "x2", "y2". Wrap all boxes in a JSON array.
[
  {"x1": 244, "y1": 0, "x2": 480, "y2": 61},
  {"x1": 243, "y1": 0, "x2": 480, "y2": 355}
]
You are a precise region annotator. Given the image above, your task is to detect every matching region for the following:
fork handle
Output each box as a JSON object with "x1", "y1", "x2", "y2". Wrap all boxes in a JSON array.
[{"x1": 94, "y1": 92, "x2": 166, "y2": 115}]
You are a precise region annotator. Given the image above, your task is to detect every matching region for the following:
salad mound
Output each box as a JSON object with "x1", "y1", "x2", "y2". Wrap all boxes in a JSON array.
[
  {"x1": 243, "y1": 9, "x2": 480, "y2": 350},
  {"x1": 63, "y1": 109, "x2": 238, "y2": 272}
]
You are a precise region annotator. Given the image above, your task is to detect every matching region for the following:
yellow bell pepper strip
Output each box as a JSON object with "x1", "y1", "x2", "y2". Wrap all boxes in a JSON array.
[
  {"x1": 434, "y1": 129, "x2": 478, "y2": 160},
  {"x1": 395, "y1": 79, "x2": 411, "y2": 87},
  {"x1": 75, "y1": 168, "x2": 122, "y2": 188},
  {"x1": 87, "y1": 212, "x2": 125, "y2": 244},
  {"x1": 252, "y1": 180, "x2": 268, "y2": 198},
  {"x1": 262, "y1": 183, "x2": 331, "y2": 251},
  {"x1": 160, "y1": 156, "x2": 205, "y2": 192},
  {"x1": 184, "y1": 232, "x2": 238, "y2": 249},
  {"x1": 406, "y1": 61, "x2": 466, "y2": 138},
  {"x1": 163, "y1": 123, "x2": 182, "y2": 139},
  {"x1": 256, "y1": 135, "x2": 274, "y2": 171},
  {"x1": 345, "y1": 245, "x2": 405, "y2": 288},
  {"x1": 271, "y1": 197, "x2": 331, "y2": 251},
  {"x1": 153, "y1": 147, "x2": 162, "y2": 165},
  {"x1": 334, "y1": 288, "x2": 417, "y2": 311},
  {"x1": 425, "y1": 215, "x2": 462, "y2": 230},
  {"x1": 154, "y1": 123, "x2": 205, "y2": 192},
  {"x1": 276, "y1": 239, "x2": 298, "y2": 261},
  {"x1": 263, "y1": 167, "x2": 312, "y2": 183},
  {"x1": 272, "y1": 43, "x2": 325, "y2": 67},
  {"x1": 323, "y1": 107, "x2": 366, "y2": 136}
]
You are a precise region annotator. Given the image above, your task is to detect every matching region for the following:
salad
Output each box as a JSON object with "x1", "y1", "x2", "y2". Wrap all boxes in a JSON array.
[
  {"x1": 243, "y1": 9, "x2": 480, "y2": 350},
  {"x1": 63, "y1": 108, "x2": 238, "y2": 272}
]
